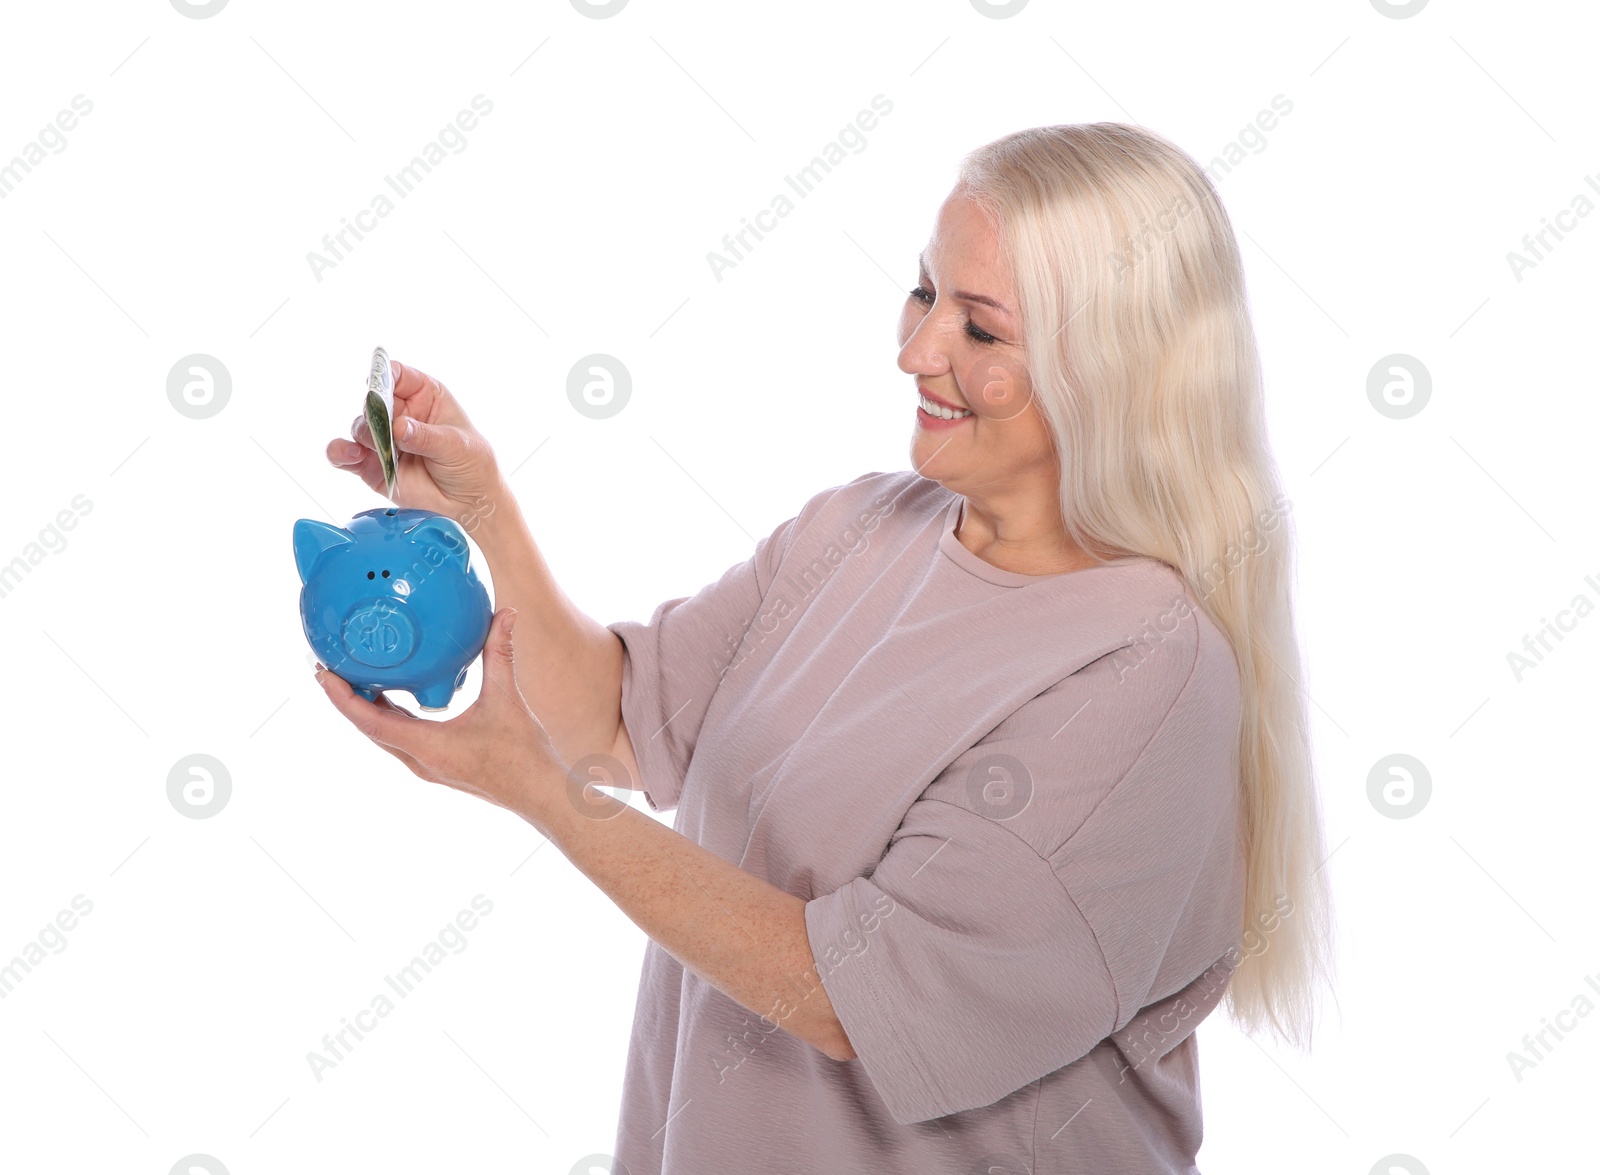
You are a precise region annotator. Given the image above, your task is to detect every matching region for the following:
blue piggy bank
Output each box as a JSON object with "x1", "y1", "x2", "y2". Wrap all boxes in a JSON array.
[{"x1": 294, "y1": 507, "x2": 492, "y2": 710}]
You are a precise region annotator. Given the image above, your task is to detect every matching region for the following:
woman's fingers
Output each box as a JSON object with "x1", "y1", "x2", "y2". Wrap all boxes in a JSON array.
[
  {"x1": 324, "y1": 437, "x2": 386, "y2": 495},
  {"x1": 373, "y1": 692, "x2": 419, "y2": 721},
  {"x1": 330, "y1": 432, "x2": 363, "y2": 462},
  {"x1": 391, "y1": 414, "x2": 467, "y2": 463},
  {"x1": 317, "y1": 673, "x2": 430, "y2": 757},
  {"x1": 391, "y1": 359, "x2": 471, "y2": 429},
  {"x1": 390, "y1": 359, "x2": 433, "y2": 403},
  {"x1": 370, "y1": 694, "x2": 432, "y2": 775},
  {"x1": 328, "y1": 362, "x2": 492, "y2": 507},
  {"x1": 316, "y1": 668, "x2": 437, "y2": 780}
]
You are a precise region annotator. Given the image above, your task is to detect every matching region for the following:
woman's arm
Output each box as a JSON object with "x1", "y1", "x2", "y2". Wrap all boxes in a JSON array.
[
  {"x1": 318, "y1": 596, "x2": 847, "y2": 1061},
  {"x1": 463, "y1": 532, "x2": 840, "y2": 1051},
  {"x1": 469, "y1": 483, "x2": 642, "y2": 789},
  {"x1": 532, "y1": 784, "x2": 856, "y2": 1062},
  {"x1": 472, "y1": 503, "x2": 843, "y2": 1046}
]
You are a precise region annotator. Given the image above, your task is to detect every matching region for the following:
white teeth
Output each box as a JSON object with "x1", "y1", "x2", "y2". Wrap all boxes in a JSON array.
[{"x1": 919, "y1": 394, "x2": 972, "y2": 420}]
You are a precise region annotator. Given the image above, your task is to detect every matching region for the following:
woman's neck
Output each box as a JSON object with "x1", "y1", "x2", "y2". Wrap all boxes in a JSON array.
[{"x1": 955, "y1": 489, "x2": 1107, "y2": 576}]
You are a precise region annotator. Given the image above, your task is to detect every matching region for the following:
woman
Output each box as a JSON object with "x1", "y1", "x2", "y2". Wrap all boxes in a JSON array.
[{"x1": 320, "y1": 122, "x2": 1333, "y2": 1174}]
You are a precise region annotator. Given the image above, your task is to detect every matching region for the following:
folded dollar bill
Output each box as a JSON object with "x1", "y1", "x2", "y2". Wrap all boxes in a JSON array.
[{"x1": 364, "y1": 345, "x2": 397, "y2": 500}]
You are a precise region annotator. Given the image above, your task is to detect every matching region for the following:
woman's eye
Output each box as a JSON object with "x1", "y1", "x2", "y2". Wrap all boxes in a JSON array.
[{"x1": 909, "y1": 283, "x2": 999, "y2": 345}]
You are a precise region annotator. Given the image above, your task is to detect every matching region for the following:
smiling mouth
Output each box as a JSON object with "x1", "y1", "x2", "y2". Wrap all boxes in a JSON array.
[{"x1": 918, "y1": 393, "x2": 973, "y2": 420}]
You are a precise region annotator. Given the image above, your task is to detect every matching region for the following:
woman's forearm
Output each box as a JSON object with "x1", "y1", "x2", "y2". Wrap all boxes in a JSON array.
[
  {"x1": 464, "y1": 482, "x2": 627, "y2": 771},
  {"x1": 525, "y1": 783, "x2": 856, "y2": 1064}
]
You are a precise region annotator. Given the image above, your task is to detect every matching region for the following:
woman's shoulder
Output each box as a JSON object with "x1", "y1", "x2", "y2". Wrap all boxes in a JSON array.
[
  {"x1": 1005, "y1": 555, "x2": 1240, "y2": 750},
  {"x1": 1072, "y1": 562, "x2": 1243, "y2": 758},
  {"x1": 1099, "y1": 559, "x2": 1237, "y2": 678},
  {"x1": 782, "y1": 469, "x2": 947, "y2": 541},
  {"x1": 801, "y1": 469, "x2": 945, "y2": 515}
]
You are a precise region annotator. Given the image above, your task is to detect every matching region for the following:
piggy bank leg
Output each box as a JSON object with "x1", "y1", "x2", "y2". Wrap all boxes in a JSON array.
[{"x1": 413, "y1": 680, "x2": 455, "y2": 712}]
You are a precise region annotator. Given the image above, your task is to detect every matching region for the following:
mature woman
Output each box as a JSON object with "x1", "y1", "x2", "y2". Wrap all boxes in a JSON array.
[{"x1": 320, "y1": 122, "x2": 1332, "y2": 1174}]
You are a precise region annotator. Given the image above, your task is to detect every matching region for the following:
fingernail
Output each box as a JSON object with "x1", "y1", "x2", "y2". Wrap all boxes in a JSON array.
[{"x1": 401, "y1": 418, "x2": 412, "y2": 439}]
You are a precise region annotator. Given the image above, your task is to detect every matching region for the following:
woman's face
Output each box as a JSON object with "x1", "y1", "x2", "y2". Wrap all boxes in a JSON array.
[{"x1": 898, "y1": 188, "x2": 1057, "y2": 498}]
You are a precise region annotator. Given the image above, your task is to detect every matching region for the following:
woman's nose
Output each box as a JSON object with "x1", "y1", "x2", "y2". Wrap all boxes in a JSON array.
[{"x1": 897, "y1": 315, "x2": 952, "y2": 376}]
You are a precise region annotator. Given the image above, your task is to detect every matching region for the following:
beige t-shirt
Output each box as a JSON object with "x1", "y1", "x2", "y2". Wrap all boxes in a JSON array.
[{"x1": 605, "y1": 469, "x2": 1246, "y2": 1174}]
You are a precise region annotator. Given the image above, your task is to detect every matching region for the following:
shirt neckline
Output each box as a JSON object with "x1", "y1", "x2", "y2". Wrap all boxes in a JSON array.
[{"x1": 937, "y1": 494, "x2": 1155, "y2": 587}]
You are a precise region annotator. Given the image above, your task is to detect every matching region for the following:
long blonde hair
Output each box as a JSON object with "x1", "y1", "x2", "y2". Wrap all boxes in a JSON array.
[{"x1": 958, "y1": 123, "x2": 1333, "y2": 1047}]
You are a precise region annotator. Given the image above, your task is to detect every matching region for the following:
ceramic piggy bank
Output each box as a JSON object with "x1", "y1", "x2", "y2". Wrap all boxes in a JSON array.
[{"x1": 293, "y1": 508, "x2": 492, "y2": 710}]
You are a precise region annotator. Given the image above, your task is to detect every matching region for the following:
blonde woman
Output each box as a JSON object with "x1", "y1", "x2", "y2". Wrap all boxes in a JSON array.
[{"x1": 320, "y1": 122, "x2": 1334, "y2": 1174}]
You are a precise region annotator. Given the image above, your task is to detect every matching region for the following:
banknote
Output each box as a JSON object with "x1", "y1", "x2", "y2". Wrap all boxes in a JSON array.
[{"x1": 363, "y1": 345, "x2": 397, "y2": 500}]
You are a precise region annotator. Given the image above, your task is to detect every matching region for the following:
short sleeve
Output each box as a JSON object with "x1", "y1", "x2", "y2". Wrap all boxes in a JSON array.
[
  {"x1": 804, "y1": 798, "x2": 1119, "y2": 1124},
  {"x1": 605, "y1": 473, "x2": 893, "y2": 813},
  {"x1": 802, "y1": 607, "x2": 1243, "y2": 1125},
  {"x1": 606, "y1": 515, "x2": 794, "y2": 813}
]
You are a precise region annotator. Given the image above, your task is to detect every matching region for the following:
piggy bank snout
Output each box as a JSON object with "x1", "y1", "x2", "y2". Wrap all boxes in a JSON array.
[{"x1": 342, "y1": 599, "x2": 419, "y2": 668}]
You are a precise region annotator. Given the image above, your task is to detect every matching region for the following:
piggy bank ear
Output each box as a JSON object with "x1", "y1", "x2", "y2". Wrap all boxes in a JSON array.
[
  {"x1": 293, "y1": 518, "x2": 353, "y2": 583},
  {"x1": 406, "y1": 516, "x2": 472, "y2": 573}
]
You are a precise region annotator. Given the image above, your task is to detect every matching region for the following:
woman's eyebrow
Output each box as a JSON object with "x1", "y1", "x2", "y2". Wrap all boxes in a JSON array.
[{"x1": 917, "y1": 252, "x2": 1014, "y2": 318}]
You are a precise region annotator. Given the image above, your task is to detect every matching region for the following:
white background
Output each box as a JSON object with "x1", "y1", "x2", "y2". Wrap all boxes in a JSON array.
[{"x1": 0, "y1": 0, "x2": 1595, "y2": 1172}]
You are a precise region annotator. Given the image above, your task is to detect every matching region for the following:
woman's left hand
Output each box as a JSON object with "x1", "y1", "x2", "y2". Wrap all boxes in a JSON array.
[{"x1": 313, "y1": 608, "x2": 564, "y2": 824}]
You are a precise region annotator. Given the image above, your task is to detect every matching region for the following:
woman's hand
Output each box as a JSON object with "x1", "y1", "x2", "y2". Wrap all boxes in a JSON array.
[
  {"x1": 313, "y1": 607, "x2": 566, "y2": 825},
  {"x1": 325, "y1": 358, "x2": 505, "y2": 531}
]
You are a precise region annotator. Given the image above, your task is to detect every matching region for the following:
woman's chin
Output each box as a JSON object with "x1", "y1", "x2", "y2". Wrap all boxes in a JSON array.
[{"x1": 909, "y1": 437, "x2": 961, "y2": 482}]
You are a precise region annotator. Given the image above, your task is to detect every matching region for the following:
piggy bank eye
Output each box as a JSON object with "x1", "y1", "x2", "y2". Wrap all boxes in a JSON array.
[
  {"x1": 367, "y1": 571, "x2": 375, "y2": 579},
  {"x1": 382, "y1": 570, "x2": 390, "y2": 578}
]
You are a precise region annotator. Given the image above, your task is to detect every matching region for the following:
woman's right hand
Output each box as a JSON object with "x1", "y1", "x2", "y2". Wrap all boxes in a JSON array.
[{"x1": 326, "y1": 359, "x2": 504, "y2": 532}]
